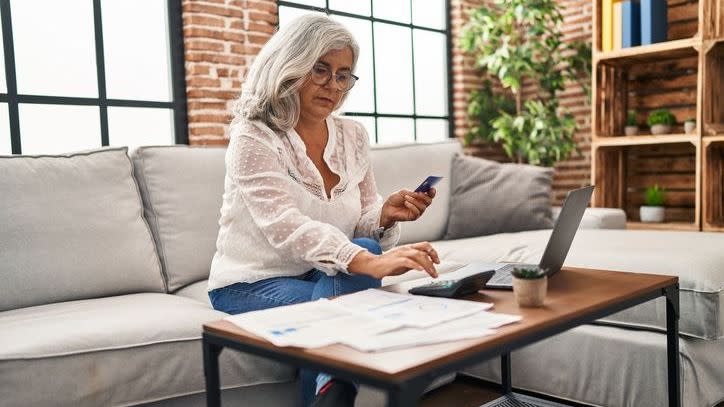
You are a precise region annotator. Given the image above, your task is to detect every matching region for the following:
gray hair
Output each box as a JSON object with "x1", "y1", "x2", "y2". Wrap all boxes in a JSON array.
[{"x1": 233, "y1": 14, "x2": 359, "y2": 132}]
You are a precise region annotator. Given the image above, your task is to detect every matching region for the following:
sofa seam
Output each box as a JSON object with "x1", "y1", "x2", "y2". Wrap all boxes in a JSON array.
[
  {"x1": 0, "y1": 146, "x2": 127, "y2": 159},
  {"x1": 136, "y1": 148, "x2": 171, "y2": 293},
  {"x1": 0, "y1": 336, "x2": 204, "y2": 361}
]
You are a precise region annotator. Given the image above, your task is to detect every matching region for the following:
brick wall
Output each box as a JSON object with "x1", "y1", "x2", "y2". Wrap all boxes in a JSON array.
[
  {"x1": 182, "y1": 0, "x2": 277, "y2": 145},
  {"x1": 181, "y1": 0, "x2": 592, "y2": 204}
]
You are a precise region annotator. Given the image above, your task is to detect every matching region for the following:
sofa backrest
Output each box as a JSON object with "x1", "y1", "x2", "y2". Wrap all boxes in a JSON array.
[
  {"x1": 132, "y1": 146, "x2": 227, "y2": 292},
  {"x1": 370, "y1": 140, "x2": 462, "y2": 244},
  {"x1": 0, "y1": 148, "x2": 165, "y2": 312}
]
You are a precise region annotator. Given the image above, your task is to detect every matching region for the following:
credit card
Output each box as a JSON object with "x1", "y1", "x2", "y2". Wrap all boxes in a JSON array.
[{"x1": 414, "y1": 176, "x2": 443, "y2": 193}]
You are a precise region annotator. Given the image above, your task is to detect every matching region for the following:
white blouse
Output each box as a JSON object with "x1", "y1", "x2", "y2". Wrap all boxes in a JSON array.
[{"x1": 207, "y1": 115, "x2": 401, "y2": 290}]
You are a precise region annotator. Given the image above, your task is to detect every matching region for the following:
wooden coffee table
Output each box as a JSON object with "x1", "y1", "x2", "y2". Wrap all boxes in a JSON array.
[{"x1": 202, "y1": 267, "x2": 680, "y2": 406}]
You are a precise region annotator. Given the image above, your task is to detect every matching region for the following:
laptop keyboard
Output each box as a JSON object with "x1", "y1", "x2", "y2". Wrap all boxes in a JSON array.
[{"x1": 488, "y1": 263, "x2": 537, "y2": 286}]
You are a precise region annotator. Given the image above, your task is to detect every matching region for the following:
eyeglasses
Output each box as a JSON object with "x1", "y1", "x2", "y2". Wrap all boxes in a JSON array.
[{"x1": 310, "y1": 63, "x2": 358, "y2": 92}]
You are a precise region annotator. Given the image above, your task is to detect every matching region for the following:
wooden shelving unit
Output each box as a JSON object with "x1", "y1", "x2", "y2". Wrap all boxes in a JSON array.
[{"x1": 591, "y1": 0, "x2": 724, "y2": 232}]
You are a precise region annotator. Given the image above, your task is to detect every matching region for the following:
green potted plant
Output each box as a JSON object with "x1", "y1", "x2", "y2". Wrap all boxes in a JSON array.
[
  {"x1": 647, "y1": 109, "x2": 677, "y2": 135},
  {"x1": 684, "y1": 117, "x2": 696, "y2": 134},
  {"x1": 640, "y1": 184, "x2": 666, "y2": 223},
  {"x1": 625, "y1": 109, "x2": 638, "y2": 136},
  {"x1": 511, "y1": 266, "x2": 547, "y2": 307},
  {"x1": 460, "y1": 0, "x2": 591, "y2": 166}
]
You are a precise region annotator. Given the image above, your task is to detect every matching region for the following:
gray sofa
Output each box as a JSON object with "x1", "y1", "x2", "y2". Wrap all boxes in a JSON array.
[{"x1": 1, "y1": 140, "x2": 722, "y2": 407}]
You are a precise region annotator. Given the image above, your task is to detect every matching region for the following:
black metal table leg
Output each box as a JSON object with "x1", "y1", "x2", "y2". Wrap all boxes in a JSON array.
[
  {"x1": 665, "y1": 284, "x2": 681, "y2": 407},
  {"x1": 501, "y1": 353, "x2": 512, "y2": 394},
  {"x1": 203, "y1": 334, "x2": 224, "y2": 407}
]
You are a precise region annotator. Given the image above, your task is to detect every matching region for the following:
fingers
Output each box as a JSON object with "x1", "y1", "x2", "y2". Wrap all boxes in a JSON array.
[
  {"x1": 427, "y1": 188, "x2": 436, "y2": 199},
  {"x1": 403, "y1": 198, "x2": 422, "y2": 220},
  {"x1": 402, "y1": 193, "x2": 432, "y2": 220},
  {"x1": 402, "y1": 247, "x2": 438, "y2": 278},
  {"x1": 409, "y1": 241, "x2": 441, "y2": 264}
]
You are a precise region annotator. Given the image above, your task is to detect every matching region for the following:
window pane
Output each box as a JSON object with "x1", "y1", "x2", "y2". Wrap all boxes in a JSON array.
[
  {"x1": 347, "y1": 115, "x2": 376, "y2": 144},
  {"x1": 332, "y1": 16, "x2": 374, "y2": 113},
  {"x1": 12, "y1": 0, "x2": 97, "y2": 97},
  {"x1": 414, "y1": 30, "x2": 447, "y2": 116},
  {"x1": 0, "y1": 103, "x2": 10, "y2": 154},
  {"x1": 372, "y1": 0, "x2": 410, "y2": 23},
  {"x1": 108, "y1": 107, "x2": 174, "y2": 150},
  {"x1": 102, "y1": 0, "x2": 171, "y2": 101},
  {"x1": 19, "y1": 104, "x2": 100, "y2": 154},
  {"x1": 374, "y1": 23, "x2": 413, "y2": 114},
  {"x1": 412, "y1": 0, "x2": 446, "y2": 29},
  {"x1": 283, "y1": 0, "x2": 325, "y2": 7},
  {"x1": 0, "y1": 26, "x2": 6, "y2": 93},
  {"x1": 329, "y1": 0, "x2": 370, "y2": 16},
  {"x1": 278, "y1": 5, "x2": 324, "y2": 26},
  {"x1": 416, "y1": 119, "x2": 448, "y2": 143},
  {"x1": 377, "y1": 117, "x2": 413, "y2": 144}
]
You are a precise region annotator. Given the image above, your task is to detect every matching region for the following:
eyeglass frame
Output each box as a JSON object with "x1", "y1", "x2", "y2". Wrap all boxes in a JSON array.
[{"x1": 308, "y1": 62, "x2": 359, "y2": 92}]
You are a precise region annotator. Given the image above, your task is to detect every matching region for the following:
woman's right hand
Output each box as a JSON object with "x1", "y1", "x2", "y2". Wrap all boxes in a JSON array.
[{"x1": 347, "y1": 242, "x2": 440, "y2": 279}]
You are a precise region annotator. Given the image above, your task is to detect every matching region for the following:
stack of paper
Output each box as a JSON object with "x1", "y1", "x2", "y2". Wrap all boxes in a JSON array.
[{"x1": 225, "y1": 289, "x2": 521, "y2": 352}]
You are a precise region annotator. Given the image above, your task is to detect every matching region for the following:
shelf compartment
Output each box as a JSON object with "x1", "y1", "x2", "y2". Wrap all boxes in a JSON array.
[
  {"x1": 702, "y1": 40, "x2": 724, "y2": 137},
  {"x1": 703, "y1": 139, "x2": 724, "y2": 231},
  {"x1": 594, "y1": 53, "x2": 699, "y2": 138},
  {"x1": 594, "y1": 0, "x2": 700, "y2": 55},
  {"x1": 593, "y1": 143, "x2": 699, "y2": 228}
]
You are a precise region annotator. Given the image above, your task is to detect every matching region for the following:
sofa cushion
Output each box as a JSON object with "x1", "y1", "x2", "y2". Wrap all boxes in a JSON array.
[
  {"x1": 0, "y1": 293, "x2": 295, "y2": 407},
  {"x1": 132, "y1": 146, "x2": 227, "y2": 292},
  {"x1": 444, "y1": 154, "x2": 554, "y2": 240},
  {"x1": 370, "y1": 141, "x2": 462, "y2": 244},
  {"x1": 0, "y1": 148, "x2": 164, "y2": 312},
  {"x1": 462, "y1": 324, "x2": 724, "y2": 407},
  {"x1": 431, "y1": 229, "x2": 724, "y2": 339}
]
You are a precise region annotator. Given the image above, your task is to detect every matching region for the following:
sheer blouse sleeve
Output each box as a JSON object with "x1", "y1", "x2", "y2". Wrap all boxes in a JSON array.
[
  {"x1": 352, "y1": 124, "x2": 401, "y2": 250},
  {"x1": 226, "y1": 128, "x2": 365, "y2": 276}
]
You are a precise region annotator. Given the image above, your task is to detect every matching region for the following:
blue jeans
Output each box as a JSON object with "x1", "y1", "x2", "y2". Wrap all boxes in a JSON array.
[{"x1": 208, "y1": 237, "x2": 382, "y2": 407}]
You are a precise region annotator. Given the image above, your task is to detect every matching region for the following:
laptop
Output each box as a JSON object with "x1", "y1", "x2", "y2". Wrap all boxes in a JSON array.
[{"x1": 475, "y1": 185, "x2": 595, "y2": 289}]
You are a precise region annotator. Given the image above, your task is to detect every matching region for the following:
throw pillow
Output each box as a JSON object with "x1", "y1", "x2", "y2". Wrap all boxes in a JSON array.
[{"x1": 444, "y1": 153, "x2": 554, "y2": 239}]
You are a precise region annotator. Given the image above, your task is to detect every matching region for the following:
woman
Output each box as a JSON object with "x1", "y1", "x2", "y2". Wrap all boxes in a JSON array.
[{"x1": 207, "y1": 14, "x2": 440, "y2": 407}]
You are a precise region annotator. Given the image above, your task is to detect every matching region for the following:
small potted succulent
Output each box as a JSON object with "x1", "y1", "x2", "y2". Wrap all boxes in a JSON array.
[
  {"x1": 647, "y1": 109, "x2": 676, "y2": 135},
  {"x1": 684, "y1": 118, "x2": 696, "y2": 134},
  {"x1": 511, "y1": 266, "x2": 547, "y2": 307},
  {"x1": 625, "y1": 110, "x2": 638, "y2": 136},
  {"x1": 640, "y1": 184, "x2": 666, "y2": 223}
]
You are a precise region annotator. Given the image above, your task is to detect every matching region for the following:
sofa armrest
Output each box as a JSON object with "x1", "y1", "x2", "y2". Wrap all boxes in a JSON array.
[{"x1": 552, "y1": 207, "x2": 627, "y2": 229}]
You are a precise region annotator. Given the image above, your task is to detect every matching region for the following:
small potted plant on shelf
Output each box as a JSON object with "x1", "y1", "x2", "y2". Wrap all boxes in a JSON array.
[
  {"x1": 647, "y1": 109, "x2": 677, "y2": 135},
  {"x1": 625, "y1": 110, "x2": 638, "y2": 136},
  {"x1": 684, "y1": 118, "x2": 696, "y2": 134},
  {"x1": 511, "y1": 266, "x2": 547, "y2": 307},
  {"x1": 640, "y1": 184, "x2": 666, "y2": 223}
]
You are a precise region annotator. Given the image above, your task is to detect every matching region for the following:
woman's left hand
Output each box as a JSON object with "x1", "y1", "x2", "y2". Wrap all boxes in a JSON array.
[{"x1": 380, "y1": 188, "x2": 436, "y2": 227}]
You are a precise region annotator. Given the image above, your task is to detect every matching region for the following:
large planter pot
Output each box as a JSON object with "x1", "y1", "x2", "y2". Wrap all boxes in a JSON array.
[
  {"x1": 650, "y1": 124, "x2": 672, "y2": 135},
  {"x1": 640, "y1": 206, "x2": 665, "y2": 223},
  {"x1": 684, "y1": 121, "x2": 696, "y2": 134},
  {"x1": 512, "y1": 276, "x2": 547, "y2": 307},
  {"x1": 625, "y1": 126, "x2": 639, "y2": 136}
]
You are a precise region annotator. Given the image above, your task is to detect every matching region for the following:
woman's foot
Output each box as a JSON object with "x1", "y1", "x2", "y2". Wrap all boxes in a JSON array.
[{"x1": 309, "y1": 379, "x2": 357, "y2": 407}]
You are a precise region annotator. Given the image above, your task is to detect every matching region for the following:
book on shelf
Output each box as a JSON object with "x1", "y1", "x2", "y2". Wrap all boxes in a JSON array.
[
  {"x1": 613, "y1": 0, "x2": 623, "y2": 50},
  {"x1": 603, "y1": 0, "x2": 613, "y2": 51},
  {"x1": 622, "y1": 0, "x2": 641, "y2": 48},
  {"x1": 641, "y1": 0, "x2": 668, "y2": 45}
]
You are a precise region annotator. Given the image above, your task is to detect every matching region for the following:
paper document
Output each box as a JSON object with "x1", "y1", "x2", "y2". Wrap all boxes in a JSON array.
[
  {"x1": 225, "y1": 299, "x2": 400, "y2": 348},
  {"x1": 341, "y1": 311, "x2": 522, "y2": 352},
  {"x1": 331, "y1": 289, "x2": 493, "y2": 328},
  {"x1": 225, "y1": 289, "x2": 518, "y2": 350}
]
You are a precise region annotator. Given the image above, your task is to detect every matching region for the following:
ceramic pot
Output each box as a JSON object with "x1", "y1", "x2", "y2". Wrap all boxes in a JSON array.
[
  {"x1": 624, "y1": 126, "x2": 638, "y2": 136},
  {"x1": 650, "y1": 124, "x2": 672, "y2": 135},
  {"x1": 512, "y1": 276, "x2": 547, "y2": 307},
  {"x1": 640, "y1": 206, "x2": 665, "y2": 223},
  {"x1": 684, "y1": 121, "x2": 696, "y2": 134}
]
